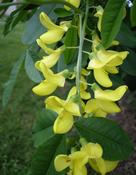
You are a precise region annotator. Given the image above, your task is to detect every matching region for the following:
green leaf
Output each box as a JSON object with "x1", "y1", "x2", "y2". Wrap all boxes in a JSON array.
[
  {"x1": 29, "y1": 135, "x2": 66, "y2": 175},
  {"x1": 75, "y1": 117, "x2": 134, "y2": 161},
  {"x1": 101, "y1": 0, "x2": 125, "y2": 48},
  {"x1": 64, "y1": 22, "x2": 78, "y2": 64},
  {"x1": 121, "y1": 49, "x2": 136, "y2": 76},
  {"x1": 130, "y1": 0, "x2": 136, "y2": 27},
  {"x1": 3, "y1": 5, "x2": 27, "y2": 35},
  {"x1": 117, "y1": 22, "x2": 136, "y2": 48},
  {"x1": 22, "y1": 4, "x2": 58, "y2": 45},
  {"x1": 2, "y1": 54, "x2": 25, "y2": 107},
  {"x1": 33, "y1": 109, "x2": 57, "y2": 147},
  {"x1": 25, "y1": 50, "x2": 42, "y2": 83},
  {"x1": 54, "y1": 8, "x2": 72, "y2": 17}
]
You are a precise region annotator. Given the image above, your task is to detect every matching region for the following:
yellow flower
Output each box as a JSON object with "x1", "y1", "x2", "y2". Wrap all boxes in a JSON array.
[
  {"x1": 94, "y1": 6, "x2": 104, "y2": 31},
  {"x1": 39, "y1": 12, "x2": 70, "y2": 44},
  {"x1": 94, "y1": 85, "x2": 128, "y2": 101},
  {"x1": 35, "y1": 45, "x2": 65, "y2": 70},
  {"x1": 55, "y1": 151, "x2": 88, "y2": 175},
  {"x1": 32, "y1": 63, "x2": 67, "y2": 96},
  {"x1": 89, "y1": 158, "x2": 119, "y2": 175},
  {"x1": 54, "y1": 142, "x2": 103, "y2": 175},
  {"x1": 87, "y1": 35, "x2": 129, "y2": 87},
  {"x1": 36, "y1": 39, "x2": 54, "y2": 54},
  {"x1": 45, "y1": 92, "x2": 81, "y2": 134},
  {"x1": 64, "y1": 0, "x2": 80, "y2": 11},
  {"x1": 85, "y1": 99, "x2": 121, "y2": 117}
]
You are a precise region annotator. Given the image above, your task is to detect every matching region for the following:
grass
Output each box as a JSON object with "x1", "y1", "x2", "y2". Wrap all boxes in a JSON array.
[{"x1": 0, "y1": 19, "x2": 42, "y2": 175}]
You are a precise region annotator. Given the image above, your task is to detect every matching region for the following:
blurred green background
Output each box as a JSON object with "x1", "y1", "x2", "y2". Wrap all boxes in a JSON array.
[{"x1": 0, "y1": 19, "x2": 42, "y2": 175}]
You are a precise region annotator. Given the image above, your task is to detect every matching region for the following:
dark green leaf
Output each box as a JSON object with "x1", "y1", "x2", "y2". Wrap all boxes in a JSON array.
[
  {"x1": 2, "y1": 54, "x2": 25, "y2": 107},
  {"x1": 130, "y1": 0, "x2": 136, "y2": 27},
  {"x1": 29, "y1": 135, "x2": 66, "y2": 175},
  {"x1": 101, "y1": 0, "x2": 125, "y2": 48},
  {"x1": 64, "y1": 23, "x2": 78, "y2": 64},
  {"x1": 33, "y1": 109, "x2": 57, "y2": 147},
  {"x1": 54, "y1": 8, "x2": 72, "y2": 17},
  {"x1": 25, "y1": 50, "x2": 42, "y2": 83},
  {"x1": 117, "y1": 22, "x2": 136, "y2": 48},
  {"x1": 75, "y1": 117, "x2": 134, "y2": 161},
  {"x1": 121, "y1": 49, "x2": 136, "y2": 76}
]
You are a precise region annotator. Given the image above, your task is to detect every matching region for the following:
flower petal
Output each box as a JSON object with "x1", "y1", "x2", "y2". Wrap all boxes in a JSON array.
[
  {"x1": 40, "y1": 29, "x2": 65, "y2": 44},
  {"x1": 45, "y1": 96, "x2": 65, "y2": 113},
  {"x1": 32, "y1": 80, "x2": 57, "y2": 96},
  {"x1": 64, "y1": 0, "x2": 80, "y2": 11},
  {"x1": 94, "y1": 68, "x2": 112, "y2": 87},
  {"x1": 65, "y1": 101, "x2": 80, "y2": 116},
  {"x1": 81, "y1": 143, "x2": 103, "y2": 159},
  {"x1": 54, "y1": 155, "x2": 70, "y2": 172},
  {"x1": 94, "y1": 85, "x2": 128, "y2": 101},
  {"x1": 53, "y1": 110, "x2": 74, "y2": 134},
  {"x1": 36, "y1": 39, "x2": 54, "y2": 54}
]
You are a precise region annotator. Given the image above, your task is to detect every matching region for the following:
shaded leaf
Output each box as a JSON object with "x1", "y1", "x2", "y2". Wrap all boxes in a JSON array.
[
  {"x1": 2, "y1": 54, "x2": 25, "y2": 107},
  {"x1": 25, "y1": 50, "x2": 42, "y2": 83},
  {"x1": 101, "y1": 0, "x2": 125, "y2": 48},
  {"x1": 75, "y1": 117, "x2": 134, "y2": 161},
  {"x1": 54, "y1": 7, "x2": 72, "y2": 17},
  {"x1": 130, "y1": 0, "x2": 136, "y2": 27}
]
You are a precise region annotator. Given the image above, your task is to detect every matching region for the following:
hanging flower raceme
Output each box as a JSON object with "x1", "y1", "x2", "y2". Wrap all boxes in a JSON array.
[
  {"x1": 39, "y1": 12, "x2": 70, "y2": 44},
  {"x1": 85, "y1": 84, "x2": 128, "y2": 117},
  {"x1": 87, "y1": 35, "x2": 129, "y2": 87},
  {"x1": 45, "y1": 88, "x2": 81, "y2": 134},
  {"x1": 64, "y1": 0, "x2": 81, "y2": 11},
  {"x1": 54, "y1": 141, "x2": 103, "y2": 175},
  {"x1": 32, "y1": 62, "x2": 68, "y2": 96}
]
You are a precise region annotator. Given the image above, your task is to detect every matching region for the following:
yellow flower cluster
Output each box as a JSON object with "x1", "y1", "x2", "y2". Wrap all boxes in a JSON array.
[
  {"x1": 32, "y1": 3, "x2": 129, "y2": 175},
  {"x1": 55, "y1": 139, "x2": 118, "y2": 175}
]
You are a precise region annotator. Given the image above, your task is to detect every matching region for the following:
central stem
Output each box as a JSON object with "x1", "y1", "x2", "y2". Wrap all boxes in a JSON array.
[{"x1": 76, "y1": 0, "x2": 89, "y2": 102}]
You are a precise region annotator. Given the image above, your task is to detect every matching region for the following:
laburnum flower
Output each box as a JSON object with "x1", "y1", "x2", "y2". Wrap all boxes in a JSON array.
[
  {"x1": 85, "y1": 84, "x2": 127, "y2": 117},
  {"x1": 45, "y1": 91, "x2": 81, "y2": 134},
  {"x1": 64, "y1": 0, "x2": 81, "y2": 11},
  {"x1": 35, "y1": 45, "x2": 65, "y2": 70},
  {"x1": 94, "y1": 6, "x2": 104, "y2": 31},
  {"x1": 87, "y1": 35, "x2": 129, "y2": 87},
  {"x1": 54, "y1": 142, "x2": 103, "y2": 175},
  {"x1": 32, "y1": 63, "x2": 67, "y2": 96},
  {"x1": 89, "y1": 158, "x2": 119, "y2": 175},
  {"x1": 39, "y1": 12, "x2": 70, "y2": 44}
]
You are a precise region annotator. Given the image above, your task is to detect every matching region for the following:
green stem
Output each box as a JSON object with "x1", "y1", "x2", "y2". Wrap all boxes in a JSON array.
[
  {"x1": 76, "y1": 0, "x2": 89, "y2": 99},
  {"x1": 0, "y1": 0, "x2": 80, "y2": 12}
]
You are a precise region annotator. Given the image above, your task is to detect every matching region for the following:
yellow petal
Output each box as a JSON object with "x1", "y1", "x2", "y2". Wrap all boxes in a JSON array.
[
  {"x1": 98, "y1": 99, "x2": 121, "y2": 113},
  {"x1": 104, "y1": 66, "x2": 119, "y2": 74},
  {"x1": 53, "y1": 110, "x2": 74, "y2": 134},
  {"x1": 94, "y1": 68, "x2": 112, "y2": 87},
  {"x1": 32, "y1": 80, "x2": 57, "y2": 96},
  {"x1": 35, "y1": 49, "x2": 62, "y2": 69},
  {"x1": 70, "y1": 151, "x2": 88, "y2": 166},
  {"x1": 81, "y1": 90, "x2": 91, "y2": 100},
  {"x1": 54, "y1": 155, "x2": 70, "y2": 172},
  {"x1": 85, "y1": 99, "x2": 98, "y2": 114},
  {"x1": 64, "y1": 0, "x2": 80, "y2": 11},
  {"x1": 81, "y1": 143, "x2": 103, "y2": 159},
  {"x1": 39, "y1": 63, "x2": 65, "y2": 87},
  {"x1": 36, "y1": 39, "x2": 54, "y2": 54},
  {"x1": 40, "y1": 12, "x2": 60, "y2": 30},
  {"x1": 94, "y1": 109, "x2": 107, "y2": 117},
  {"x1": 89, "y1": 158, "x2": 119, "y2": 175},
  {"x1": 45, "y1": 96, "x2": 65, "y2": 113},
  {"x1": 40, "y1": 29, "x2": 65, "y2": 44},
  {"x1": 94, "y1": 6, "x2": 104, "y2": 31},
  {"x1": 65, "y1": 101, "x2": 80, "y2": 116},
  {"x1": 94, "y1": 85, "x2": 128, "y2": 101}
]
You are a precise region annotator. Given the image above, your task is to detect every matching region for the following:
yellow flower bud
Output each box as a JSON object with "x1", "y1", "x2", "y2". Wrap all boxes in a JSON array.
[{"x1": 64, "y1": 0, "x2": 80, "y2": 11}]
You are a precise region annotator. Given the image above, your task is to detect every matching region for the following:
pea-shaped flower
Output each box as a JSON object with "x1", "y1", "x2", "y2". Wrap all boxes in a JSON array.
[
  {"x1": 39, "y1": 12, "x2": 70, "y2": 44},
  {"x1": 54, "y1": 142, "x2": 103, "y2": 175},
  {"x1": 94, "y1": 6, "x2": 104, "y2": 31},
  {"x1": 32, "y1": 63, "x2": 67, "y2": 96},
  {"x1": 45, "y1": 94, "x2": 81, "y2": 134}
]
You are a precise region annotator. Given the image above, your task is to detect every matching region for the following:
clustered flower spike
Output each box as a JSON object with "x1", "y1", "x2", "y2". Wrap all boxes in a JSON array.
[{"x1": 32, "y1": 2, "x2": 129, "y2": 175}]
